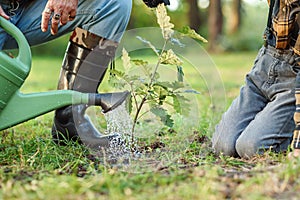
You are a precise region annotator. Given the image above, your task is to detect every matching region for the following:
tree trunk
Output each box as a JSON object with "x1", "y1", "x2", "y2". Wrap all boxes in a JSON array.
[
  {"x1": 187, "y1": 0, "x2": 202, "y2": 31},
  {"x1": 208, "y1": 0, "x2": 223, "y2": 52},
  {"x1": 229, "y1": 0, "x2": 242, "y2": 34}
]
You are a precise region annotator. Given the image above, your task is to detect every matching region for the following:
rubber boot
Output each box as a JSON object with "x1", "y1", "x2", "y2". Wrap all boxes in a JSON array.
[{"x1": 52, "y1": 28, "x2": 120, "y2": 149}]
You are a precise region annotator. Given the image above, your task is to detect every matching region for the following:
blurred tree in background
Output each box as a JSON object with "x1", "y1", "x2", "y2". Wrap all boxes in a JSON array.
[
  {"x1": 208, "y1": 0, "x2": 223, "y2": 52},
  {"x1": 229, "y1": 0, "x2": 242, "y2": 34},
  {"x1": 31, "y1": 0, "x2": 268, "y2": 56},
  {"x1": 187, "y1": 0, "x2": 202, "y2": 31}
]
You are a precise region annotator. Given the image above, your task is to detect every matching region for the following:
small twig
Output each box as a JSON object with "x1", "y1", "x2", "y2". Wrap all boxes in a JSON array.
[{"x1": 130, "y1": 82, "x2": 139, "y2": 110}]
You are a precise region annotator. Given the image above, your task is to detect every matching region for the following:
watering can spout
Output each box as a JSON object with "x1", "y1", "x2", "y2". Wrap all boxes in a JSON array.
[
  {"x1": 0, "y1": 90, "x2": 130, "y2": 131},
  {"x1": 89, "y1": 91, "x2": 130, "y2": 113}
]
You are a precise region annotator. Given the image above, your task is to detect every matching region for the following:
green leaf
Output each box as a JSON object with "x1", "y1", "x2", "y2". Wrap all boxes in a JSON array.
[
  {"x1": 156, "y1": 4, "x2": 174, "y2": 40},
  {"x1": 128, "y1": 95, "x2": 133, "y2": 114},
  {"x1": 172, "y1": 94, "x2": 190, "y2": 116},
  {"x1": 155, "y1": 81, "x2": 173, "y2": 89},
  {"x1": 132, "y1": 59, "x2": 148, "y2": 66},
  {"x1": 109, "y1": 69, "x2": 125, "y2": 78},
  {"x1": 177, "y1": 66, "x2": 184, "y2": 82},
  {"x1": 123, "y1": 74, "x2": 141, "y2": 83},
  {"x1": 108, "y1": 73, "x2": 126, "y2": 89},
  {"x1": 155, "y1": 81, "x2": 185, "y2": 91},
  {"x1": 150, "y1": 106, "x2": 174, "y2": 128},
  {"x1": 169, "y1": 81, "x2": 185, "y2": 91},
  {"x1": 122, "y1": 48, "x2": 131, "y2": 73},
  {"x1": 180, "y1": 26, "x2": 208, "y2": 43},
  {"x1": 132, "y1": 59, "x2": 152, "y2": 77},
  {"x1": 109, "y1": 69, "x2": 143, "y2": 89},
  {"x1": 135, "y1": 83, "x2": 149, "y2": 96},
  {"x1": 153, "y1": 85, "x2": 169, "y2": 104},
  {"x1": 160, "y1": 49, "x2": 183, "y2": 66}
]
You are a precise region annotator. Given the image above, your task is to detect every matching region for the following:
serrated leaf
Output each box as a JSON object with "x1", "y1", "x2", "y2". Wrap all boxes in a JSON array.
[
  {"x1": 132, "y1": 59, "x2": 149, "y2": 66},
  {"x1": 109, "y1": 69, "x2": 125, "y2": 78},
  {"x1": 109, "y1": 68, "x2": 143, "y2": 89},
  {"x1": 172, "y1": 94, "x2": 190, "y2": 116},
  {"x1": 123, "y1": 74, "x2": 135, "y2": 81},
  {"x1": 122, "y1": 48, "x2": 131, "y2": 73},
  {"x1": 161, "y1": 49, "x2": 183, "y2": 66},
  {"x1": 180, "y1": 26, "x2": 208, "y2": 43},
  {"x1": 156, "y1": 4, "x2": 174, "y2": 40},
  {"x1": 150, "y1": 106, "x2": 174, "y2": 128}
]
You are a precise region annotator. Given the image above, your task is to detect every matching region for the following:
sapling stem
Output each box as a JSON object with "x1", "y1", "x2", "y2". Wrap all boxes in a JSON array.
[{"x1": 131, "y1": 40, "x2": 169, "y2": 146}]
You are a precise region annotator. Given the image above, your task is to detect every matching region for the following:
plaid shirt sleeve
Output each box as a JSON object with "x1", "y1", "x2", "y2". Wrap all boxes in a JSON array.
[{"x1": 271, "y1": 0, "x2": 299, "y2": 49}]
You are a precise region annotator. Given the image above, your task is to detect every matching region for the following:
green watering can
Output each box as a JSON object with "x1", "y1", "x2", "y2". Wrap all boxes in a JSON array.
[{"x1": 0, "y1": 17, "x2": 129, "y2": 131}]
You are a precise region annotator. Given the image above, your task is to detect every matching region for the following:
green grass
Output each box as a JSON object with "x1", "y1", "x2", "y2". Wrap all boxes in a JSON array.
[{"x1": 1, "y1": 52, "x2": 300, "y2": 200}]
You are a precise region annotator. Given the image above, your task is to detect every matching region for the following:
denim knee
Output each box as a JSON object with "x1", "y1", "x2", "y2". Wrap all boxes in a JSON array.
[
  {"x1": 212, "y1": 133, "x2": 239, "y2": 157},
  {"x1": 235, "y1": 137, "x2": 262, "y2": 159},
  {"x1": 213, "y1": 143, "x2": 239, "y2": 157},
  {"x1": 84, "y1": 0, "x2": 132, "y2": 41},
  {"x1": 105, "y1": 0, "x2": 132, "y2": 21},
  {"x1": 116, "y1": 0, "x2": 132, "y2": 16}
]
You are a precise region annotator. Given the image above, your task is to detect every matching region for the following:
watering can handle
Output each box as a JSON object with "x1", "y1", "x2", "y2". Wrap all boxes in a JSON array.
[{"x1": 0, "y1": 17, "x2": 31, "y2": 70}]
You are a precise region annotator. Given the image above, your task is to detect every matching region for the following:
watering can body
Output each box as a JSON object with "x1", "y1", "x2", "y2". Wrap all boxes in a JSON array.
[
  {"x1": 0, "y1": 17, "x2": 129, "y2": 131},
  {"x1": 0, "y1": 17, "x2": 30, "y2": 112},
  {"x1": 0, "y1": 15, "x2": 91, "y2": 130}
]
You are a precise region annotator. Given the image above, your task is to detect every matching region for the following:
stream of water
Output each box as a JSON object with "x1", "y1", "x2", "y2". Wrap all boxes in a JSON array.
[{"x1": 101, "y1": 102, "x2": 140, "y2": 165}]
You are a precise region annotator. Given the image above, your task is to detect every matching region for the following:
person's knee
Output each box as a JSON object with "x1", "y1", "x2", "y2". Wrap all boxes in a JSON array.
[
  {"x1": 212, "y1": 134, "x2": 239, "y2": 157},
  {"x1": 213, "y1": 144, "x2": 238, "y2": 157},
  {"x1": 235, "y1": 137, "x2": 262, "y2": 159},
  {"x1": 111, "y1": 0, "x2": 132, "y2": 19},
  {"x1": 122, "y1": 0, "x2": 132, "y2": 14},
  {"x1": 96, "y1": 0, "x2": 132, "y2": 39}
]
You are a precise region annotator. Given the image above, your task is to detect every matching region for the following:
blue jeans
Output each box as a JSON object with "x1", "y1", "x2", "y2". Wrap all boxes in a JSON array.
[
  {"x1": 0, "y1": 0, "x2": 132, "y2": 49},
  {"x1": 212, "y1": 45, "x2": 299, "y2": 158}
]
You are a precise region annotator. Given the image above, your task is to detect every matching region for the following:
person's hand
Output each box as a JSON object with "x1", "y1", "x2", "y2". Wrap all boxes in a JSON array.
[
  {"x1": 288, "y1": 149, "x2": 300, "y2": 159},
  {"x1": 0, "y1": 5, "x2": 10, "y2": 20},
  {"x1": 143, "y1": 0, "x2": 170, "y2": 8},
  {"x1": 41, "y1": 0, "x2": 78, "y2": 35}
]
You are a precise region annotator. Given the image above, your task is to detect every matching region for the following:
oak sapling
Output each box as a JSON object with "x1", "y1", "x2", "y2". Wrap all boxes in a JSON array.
[{"x1": 109, "y1": 4, "x2": 207, "y2": 140}]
